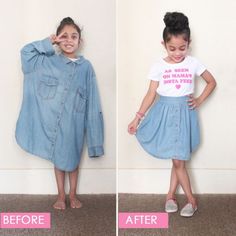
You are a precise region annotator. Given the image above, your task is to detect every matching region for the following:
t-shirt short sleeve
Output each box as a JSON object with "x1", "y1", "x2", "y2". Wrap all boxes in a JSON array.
[
  {"x1": 195, "y1": 58, "x2": 207, "y2": 76},
  {"x1": 147, "y1": 63, "x2": 161, "y2": 81}
]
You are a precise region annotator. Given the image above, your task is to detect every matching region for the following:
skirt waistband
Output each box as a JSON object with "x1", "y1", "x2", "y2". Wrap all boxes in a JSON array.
[{"x1": 159, "y1": 95, "x2": 189, "y2": 104}]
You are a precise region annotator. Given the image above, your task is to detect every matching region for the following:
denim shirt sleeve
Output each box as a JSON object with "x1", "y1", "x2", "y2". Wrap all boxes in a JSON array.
[
  {"x1": 86, "y1": 65, "x2": 104, "y2": 157},
  {"x1": 20, "y1": 38, "x2": 55, "y2": 74}
]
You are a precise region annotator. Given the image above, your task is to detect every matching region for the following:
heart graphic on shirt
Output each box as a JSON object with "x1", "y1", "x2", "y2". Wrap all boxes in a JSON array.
[{"x1": 175, "y1": 84, "x2": 181, "y2": 89}]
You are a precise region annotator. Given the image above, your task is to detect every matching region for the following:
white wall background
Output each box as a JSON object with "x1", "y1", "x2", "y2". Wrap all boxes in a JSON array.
[
  {"x1": 118, "y1": 0, "x2": 236, "y2": 193},
  {"x1": 0, "y1": 0, "x2": 116, "y2": 194}
]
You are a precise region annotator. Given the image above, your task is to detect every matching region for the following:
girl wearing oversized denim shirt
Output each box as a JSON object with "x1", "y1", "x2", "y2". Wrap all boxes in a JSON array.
[{"x1": 15, "y1": 17, "x2": 104, "y2": 209}]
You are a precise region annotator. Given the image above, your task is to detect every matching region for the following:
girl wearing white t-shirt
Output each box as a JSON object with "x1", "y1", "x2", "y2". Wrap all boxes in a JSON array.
[{"x1": 128, "y1": 12, "x2": 216, "y2": 217}]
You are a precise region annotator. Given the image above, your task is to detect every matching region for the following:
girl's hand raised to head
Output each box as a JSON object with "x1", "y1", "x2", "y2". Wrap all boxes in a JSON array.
[{"x1": 50, "y1": 32, "x2": 66, "y2": 45}]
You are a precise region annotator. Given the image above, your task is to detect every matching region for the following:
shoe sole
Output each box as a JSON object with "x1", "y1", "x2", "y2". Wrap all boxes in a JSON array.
[
  {"x1": 180, "y1": 208, "x2": 197, "y2": 217},
  {"x1": 165, "y1": 209, "x2": 178, "y2": 213}
]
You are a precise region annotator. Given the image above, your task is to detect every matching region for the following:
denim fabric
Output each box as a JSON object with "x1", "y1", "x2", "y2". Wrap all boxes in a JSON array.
[
  {"x1": 136, "y1": 96, "x2": 200, "y2": 160},
  {"x1": 15, "y1": 38, "x2": 104, "y2": 171}
]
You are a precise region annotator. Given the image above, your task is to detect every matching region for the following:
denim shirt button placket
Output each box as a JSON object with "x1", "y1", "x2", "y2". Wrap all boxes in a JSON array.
[{"x1": 174, "y1": 107, "x2": 180, "y2": 145}]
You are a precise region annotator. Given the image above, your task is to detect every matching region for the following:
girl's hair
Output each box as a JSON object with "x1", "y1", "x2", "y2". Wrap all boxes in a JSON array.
[
  {"x1": 56, "y1": 17, "x2": 82, "y2": 39},
  {"x1": 163, "y1": 12, "x2": 190, "y2": 43}
]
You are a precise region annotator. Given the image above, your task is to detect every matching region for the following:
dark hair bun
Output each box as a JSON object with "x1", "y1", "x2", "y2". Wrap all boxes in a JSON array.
[
  {"x1": 164, "y1": 12, "x2": 189, "y2": 31},
  {"x1": 60, "y1": 17, "x2": 75, "y2": 24},
  {"x1": 56, "y1": 17, "x2": 82, "y2": 38}
]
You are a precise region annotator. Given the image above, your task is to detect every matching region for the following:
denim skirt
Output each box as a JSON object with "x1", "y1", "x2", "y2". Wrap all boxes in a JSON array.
[{"x1": 135, "y1": 96, "x2": 200, "y2": 161}]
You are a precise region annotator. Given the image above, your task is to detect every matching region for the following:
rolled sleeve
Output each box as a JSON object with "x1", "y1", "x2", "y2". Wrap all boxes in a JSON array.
[{"x1": 88, "y1": 146, "x2": 104, "y2": 157}]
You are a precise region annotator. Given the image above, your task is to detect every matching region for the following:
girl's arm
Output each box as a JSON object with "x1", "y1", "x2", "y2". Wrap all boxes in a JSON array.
[
  {"x1": 188, "y1": 70, "x2": 217, "y2": 109},
  {"x1": 21, "y1": 38, "x2": 55, "y2": 74},
  {"x1": 21, "y1": 32, "x2": 65, "y2": 74},
  {"x1": 128, "y1": 80, "x2": 159, "y2": 134},
  {"x1": 86, "y1": 63, "x2": 104, "y2": 157}
]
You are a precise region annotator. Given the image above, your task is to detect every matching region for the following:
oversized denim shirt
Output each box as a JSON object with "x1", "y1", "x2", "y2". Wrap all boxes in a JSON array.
[{"x1": 15, "y1": 38, "x2": 104, "y2": 171}]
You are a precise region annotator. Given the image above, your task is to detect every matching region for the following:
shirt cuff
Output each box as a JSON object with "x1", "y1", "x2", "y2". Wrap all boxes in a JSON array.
[
  {"x1": 88, "y1": 146, "x2": 104, "y2": 157},
  {"x1": 42, "y1": 38, "x2": 55, "y2": 56}
]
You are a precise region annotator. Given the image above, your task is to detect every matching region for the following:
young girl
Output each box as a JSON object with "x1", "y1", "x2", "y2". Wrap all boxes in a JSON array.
[
  {"x1": 15, "y1": 17, "x2": 104, "y2": 210},
  {"x1": 128, "y1": 12, "x2": 216, "y2": 217}
]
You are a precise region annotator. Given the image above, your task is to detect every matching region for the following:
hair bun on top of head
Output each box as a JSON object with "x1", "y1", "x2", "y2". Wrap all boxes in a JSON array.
[
  {"x1": 56, "y1": 17, "x2": 82, "y2": 38},
  {"x1": 60, "y1": 17, "x2": 75, "y2": 24},
  {"x1": 164, "y1": 12, "x2": 189, "y2": 30}
]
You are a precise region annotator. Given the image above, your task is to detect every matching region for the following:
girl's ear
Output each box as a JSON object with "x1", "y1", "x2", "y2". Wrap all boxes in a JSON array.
[
  {"x1": 161, "y1": 41, "x2": 166, "y2": 48},
  {"x1": 78, "y1": 38, "x2": 84, "y2": 52},
  {"x1": 78, "y1": 38, "x2": 82, "y2": 46}
]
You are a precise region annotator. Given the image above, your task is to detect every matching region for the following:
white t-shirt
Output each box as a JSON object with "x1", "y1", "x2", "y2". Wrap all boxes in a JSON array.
[
  {"x1": 67, "y1": 57, "x2": 79, "y2": 62},
  {"x1": 148, "y1": 56, "x2": 206, "y2": 97}
]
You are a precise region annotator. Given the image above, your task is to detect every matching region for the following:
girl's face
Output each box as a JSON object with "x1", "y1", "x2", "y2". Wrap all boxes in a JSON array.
[
  {"x1": 163, "y1": 35, "x2": 189, "y2": 63},
  {"x1": 58, "y1": 25, "x2": 80, "y2": 58}
]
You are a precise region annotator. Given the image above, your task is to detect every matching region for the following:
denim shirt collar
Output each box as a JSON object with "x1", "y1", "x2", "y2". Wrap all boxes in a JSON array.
[{"x1": 59, "y1": 54, "x2": 86, "y2": 65}]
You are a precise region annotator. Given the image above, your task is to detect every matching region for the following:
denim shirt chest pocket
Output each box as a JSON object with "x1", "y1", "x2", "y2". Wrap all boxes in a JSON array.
[
  {"x1": 74, "y1": 86, "x2": 87, "y2": 113},
  {"x1": 37, "y1": 74, "x2": 59, "y2": 100}
]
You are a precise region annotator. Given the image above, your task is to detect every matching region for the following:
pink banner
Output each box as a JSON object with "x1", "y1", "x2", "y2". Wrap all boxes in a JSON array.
[
  {"x1": 119, "y1": 212, "x2": 168, "y2": 229},
  {"x1": 0, "y1": 213, "x2": 50, "y2": 228}
]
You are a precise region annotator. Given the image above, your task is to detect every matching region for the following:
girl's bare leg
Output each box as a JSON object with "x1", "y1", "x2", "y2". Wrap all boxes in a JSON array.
[
  {"x1": 166, "y1": 165, "x2": 179, "y2": 200},
  {"x1": 172, "y1": 159, "x2": 197, "y2": 207},
  {"x1": 69, "y1": 167, "x2": 82, "y2": 208},
  {"x1": 53, "y1": 167, "x2": 66, "y2": 210}
]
